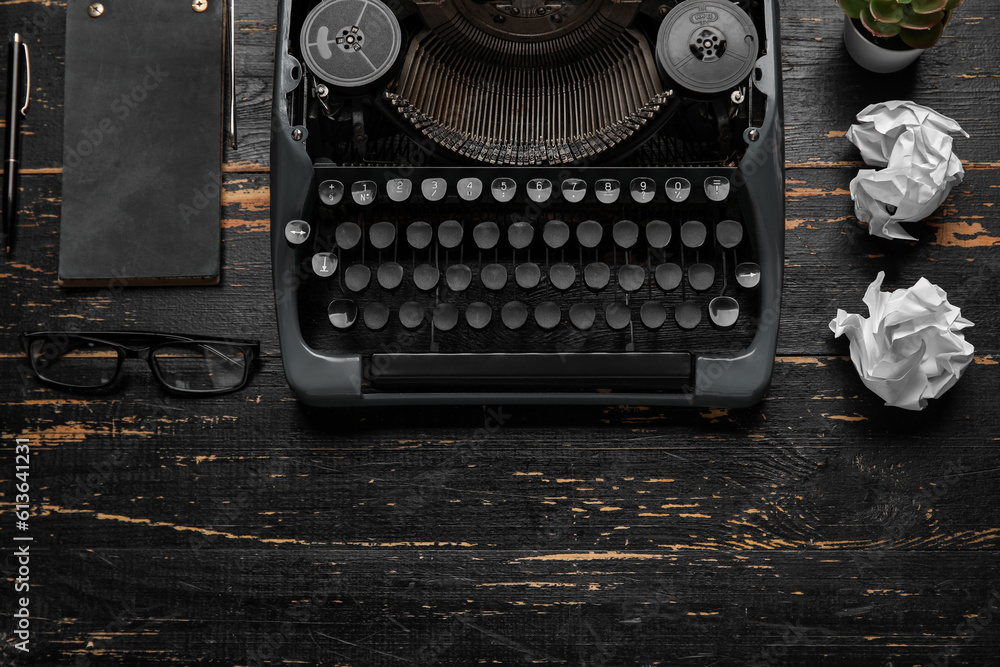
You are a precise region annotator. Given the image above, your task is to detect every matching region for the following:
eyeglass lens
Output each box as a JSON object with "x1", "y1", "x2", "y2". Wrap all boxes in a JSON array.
[
  {"x1": 152, "y1": 344, "x2": 248, "y2": 392},
  {"x1": 29, "y1": 338, "x2": 119, "y2": 387}
]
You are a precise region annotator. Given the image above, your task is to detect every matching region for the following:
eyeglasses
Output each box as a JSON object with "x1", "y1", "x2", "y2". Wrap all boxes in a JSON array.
[{"x1": 20, "y1": 332, "x2": 259, "y2": 395}]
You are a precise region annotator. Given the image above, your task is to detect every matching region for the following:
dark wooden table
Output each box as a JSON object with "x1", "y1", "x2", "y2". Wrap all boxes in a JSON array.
[{"x1": 3, "y1": 1, "x2": 999, "y2": 665}]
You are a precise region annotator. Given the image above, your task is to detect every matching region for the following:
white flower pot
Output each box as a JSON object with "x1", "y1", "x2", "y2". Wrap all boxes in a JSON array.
[{"x1": 843, "y1": 16, "x2": 922, "y2": 73}]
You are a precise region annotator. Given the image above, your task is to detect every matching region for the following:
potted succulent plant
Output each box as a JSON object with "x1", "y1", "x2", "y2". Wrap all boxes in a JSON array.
[{"x1": 838, "y1": 0, "x2": 965, "y2": 73}]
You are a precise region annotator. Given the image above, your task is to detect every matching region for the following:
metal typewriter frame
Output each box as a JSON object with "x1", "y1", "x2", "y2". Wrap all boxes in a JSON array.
[{"x1": 271, "y1": 0, "x2": 784, "y2": 407}]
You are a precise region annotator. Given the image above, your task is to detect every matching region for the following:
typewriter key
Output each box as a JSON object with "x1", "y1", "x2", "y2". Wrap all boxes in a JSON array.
[
  {"x1": 508, "y1": 222, "x2": 534, "y2": 250},
  {"x1": 605, "y1": 302, "x2": 631, "y2": 330},
  {"x1": 413, "y1": 264, "x2": 439, "y2": 291},
  {"x1": 377, "y1": 262, "x2": 404, "y2": 289},
  {"x1": 515, "y1": 263, "x2": 541, "y2": 289},
  {"x1": 704, "y1": 177, "x2": 730, "y2": 202},
  {"x1": 613, "y1": 220, "x2": 639, "y2": 249},
  {"x1": 640, "y1": 301, "x2": 668, "y2": 329},
  {"x1": 577, "y1": 220, "x2": 603, "y2": 249},
  {"x1": 387, "y1": 178, "x2": 412, "y2": 202},
  {"x1": 736, "y1": 262, "x2": 761, "y2": 289},
  {"x1": 446, "y1": 264, "x2": 473, "y2": 292},
  {"x1": 645, "y1": 220, "x2": 672, "y2": 249},
  {"x1": 569, "y1": 303, "x2": 596, "y2": 331},
  {"x1": 363, "y1": 303, "x2": 390, "y2": 331},
  {"x1": 481, "y1": 264, "x2": 508, "y2": 291},
  {"x1": 502, "y1": 301, "x2": 529, "y2": 330},
  {"x1": 681, "y1": 221, "x2": 708, "y2": 249},
  {"x1": 534, "y1": 302, "x2": 561, "y2": 330},
  {"x1": 438, "y1": 220, "x2": 463, "y2": 249},
  {"x1": 421, "y1": 178, "x2": 447, "y2": 202},
  {"x1": 618, "y1": 265, "x2": 645, "y2": 292},
  {"x1": 458, "y1": 178, "x2": 483, "y2": 202},
  {"x1": 327, "y1": 299, "x2": 358, "y2": 329},
  {"x1": 595, "y1": 179, "x2": 621, "y2": 204},
  {"x1": 473, "y1": 221, "x2": 501, "y2": 250},
  {"x1": 630, "y1": 178, "x2": 656, "y2": 204},
  {"x1": 319, "y1": 180, "x2": 344, "y2": 206},
  {"x1": 549, "y1": 263, "x2": 576, "y2": 291},
  {"x1": 709, "y1": 297, "x2": 740, "y2": 329},
  {"x1": 561, "y1": 179, "x2": 587, "y2": 203},
  {"x1": 675, "y1": 301, "x2": 702, "y2": 330},
  {"x1": 688, "y1": 263, "x2": 716, "y2": 292},
  {"x1": 406, "y1": 221, "x2": 432, "y2": 250},
  {"x1": 543, "y1": 220, "x2": 570, "y2": 249},
  {"x1": 466, "y1": 302, "x2": 493, "y2": 330},
  {"x1": 312, "y1": 252, "x2": 337, "y2": 277},
  {"x1": 370, "y1": 221, "x2": 396, "y2": 250},
  {"x1": 584, "y1": 262, "x2": 610, "y2": 290},
  {"x1": 491, "y1": 178, "x2": 517, "y2": 203},
  {"x1": 284, "y1": 220, "x2": 311, "y2": 245},
  {"x1": 344, "y1": 265, "x2": 371, "y2": 292},
  {"x1": 664, "y1": 178, "x2": 691, "y2": 203},
  {"x1": 335, "y1": 222, "x2": 362, "y2": 250},
  {"x1": 655, "y1": 263, "x2": 683, "y2": 291},
  {"x1": 351, "y1": 181, "x2": 377, "y2": 206},
  {"x1": 433, "y1": 303, "x2": 459, "y2": 331},
  {"x1": 527, "y1": 179, "x2": 552, "y2": 203},
  {"x1": 399, "y1": 302, "x2": 425, "y2": 329},
  {"x1": 716, "y1": 219, "x2": 744, "y2": 249}
]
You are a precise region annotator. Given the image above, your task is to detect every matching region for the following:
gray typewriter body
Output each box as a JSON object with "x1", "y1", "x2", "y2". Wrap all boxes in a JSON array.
[{"x1": 271, "y1": 0, "x2": 784, "y2": 407}]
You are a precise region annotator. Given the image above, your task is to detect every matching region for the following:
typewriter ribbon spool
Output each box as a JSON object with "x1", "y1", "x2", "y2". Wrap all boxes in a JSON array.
[
  {"x1": 656, "y1": 0, "x2": 759, "y2": 97},
  {"x1": 299, "y1": 0, "x2": 402, "y2": 95}
]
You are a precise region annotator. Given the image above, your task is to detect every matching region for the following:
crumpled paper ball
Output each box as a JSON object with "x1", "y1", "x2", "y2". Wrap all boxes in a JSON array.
[
  {"x1": 829, "y1": 272, "x2": 974, "y2": 411},
  {"x1": 846, "y1": 101, "x2": 969, "y2": 241}
]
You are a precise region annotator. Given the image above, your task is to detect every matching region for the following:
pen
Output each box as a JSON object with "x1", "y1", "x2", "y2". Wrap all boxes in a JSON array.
[{"x1": 4, "y1": 32, "x2": 30, "y2": 254}]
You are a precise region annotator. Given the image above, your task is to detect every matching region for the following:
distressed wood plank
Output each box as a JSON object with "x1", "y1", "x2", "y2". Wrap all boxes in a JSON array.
[{"x1": 2, "y1": 0, "x2": 999, "y2": 665}]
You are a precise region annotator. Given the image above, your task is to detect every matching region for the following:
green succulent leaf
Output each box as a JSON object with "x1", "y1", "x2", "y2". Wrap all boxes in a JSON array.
[
  {"x1": 900, "y1": 8, "x2": 945, "y2": 28},
  {"x1": 901, "y1": 21, "x2": 946, "y2": 47},
  {"x1": 911, "y1": 0, "x2": 949, "y2": 13},
  {"x1": 945, "y1": 0, "x2": 964, "y2": 9},
  {"x1": 871, "y1": 0, "x2": 906, "y2": 23},
  {"x1": 861, "y1": 6, "x2": 904, "y2": 37},
  {"x1": 838, "y1": 0, "x2": 871, "y2": 19}
]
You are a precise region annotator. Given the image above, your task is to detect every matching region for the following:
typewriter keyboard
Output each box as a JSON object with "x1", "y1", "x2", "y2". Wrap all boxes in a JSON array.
[{"x1": 290, "y1": 167, "x2": 761, "y2": 366}]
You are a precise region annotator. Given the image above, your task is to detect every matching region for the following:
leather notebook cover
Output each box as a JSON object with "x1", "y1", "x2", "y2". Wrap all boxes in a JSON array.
[{"x1": 59, "y1": 0, "x2": 223, "y2": 286}]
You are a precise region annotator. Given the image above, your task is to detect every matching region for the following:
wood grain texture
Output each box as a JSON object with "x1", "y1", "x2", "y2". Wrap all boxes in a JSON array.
[{"x1": 2, "y1": 0, "x2": 999, "y2": 665}]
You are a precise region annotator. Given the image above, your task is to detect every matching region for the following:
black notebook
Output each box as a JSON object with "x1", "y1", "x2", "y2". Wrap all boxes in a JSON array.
[{"x1": 59, "y1": 0, "x2": 224, "y2": 286}]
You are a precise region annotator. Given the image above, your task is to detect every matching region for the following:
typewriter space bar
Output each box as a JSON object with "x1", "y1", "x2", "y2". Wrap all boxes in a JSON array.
[{"x1": 369, "y1": 353, "x2": 693, "y2": 391}]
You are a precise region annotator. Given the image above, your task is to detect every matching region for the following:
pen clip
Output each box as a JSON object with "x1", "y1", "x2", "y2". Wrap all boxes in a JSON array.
[
  {"x1": 227, "y1": 0, "x2": 237, "y2": 149},
  {"x1": 17, "y1": 35, "x2": 30, "y2": 116}
]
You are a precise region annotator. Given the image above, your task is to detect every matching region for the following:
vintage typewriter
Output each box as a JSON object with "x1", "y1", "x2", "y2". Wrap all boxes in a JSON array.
[{"x1": 271, "y1": 0, "x2": 783, "y2": 407}]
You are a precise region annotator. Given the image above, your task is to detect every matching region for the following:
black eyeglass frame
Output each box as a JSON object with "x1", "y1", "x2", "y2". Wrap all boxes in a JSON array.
[{"x1": 19, "y1": 331, "x2": 261, "y2": 395}]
